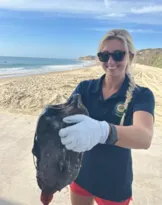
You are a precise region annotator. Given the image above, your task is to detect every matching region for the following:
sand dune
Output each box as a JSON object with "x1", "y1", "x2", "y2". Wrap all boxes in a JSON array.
[{"x1": 0, "y1": 63, "x2": 161, "y2": 205}]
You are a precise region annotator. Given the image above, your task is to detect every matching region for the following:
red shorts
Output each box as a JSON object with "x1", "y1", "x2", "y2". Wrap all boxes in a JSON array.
[{"x1": 70, "y1": 182, "x2": 132, "y2": 205}]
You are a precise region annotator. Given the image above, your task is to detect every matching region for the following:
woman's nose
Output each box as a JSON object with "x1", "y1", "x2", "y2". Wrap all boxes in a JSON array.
[
  {"x1": 107, "y1": 55, "x2": 114, "y2": 63},
  {"x1": 107, "y1": 55, "x2": 116, "y2": 65}
]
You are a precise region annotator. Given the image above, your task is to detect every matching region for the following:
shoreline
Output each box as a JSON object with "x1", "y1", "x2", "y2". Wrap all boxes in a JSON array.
[
  {"x1": 0, "y1": 61, "x2": 98, "y2": 84},
  {"x1": 0, "y1": 59, "x2": 97, "y2": 80}
]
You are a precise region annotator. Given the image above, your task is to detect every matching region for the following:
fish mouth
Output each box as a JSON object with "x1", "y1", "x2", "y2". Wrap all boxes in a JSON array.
[{"x1": 36, "y1": 171, "x2": 61, "y2": 194}]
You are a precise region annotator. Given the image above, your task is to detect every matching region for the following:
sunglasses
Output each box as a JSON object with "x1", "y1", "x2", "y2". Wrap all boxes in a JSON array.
[{"x1": 97, "y1": 50, "x2": 126, "y2": 62}]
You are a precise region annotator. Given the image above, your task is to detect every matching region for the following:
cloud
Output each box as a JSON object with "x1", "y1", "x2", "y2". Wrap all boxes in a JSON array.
[
  {"x1": 129, "y1": 29, "x2": 162, "y2": 33},
  {"x1": 131, "y1": 5, "x2": 162, "y2": 14},
  {"x1": 87, "y1": 27, "x2": 162, "y2": 34},
  {"x1": 0, "y1": 0, "x2": 160, "y2": 15},
  {"x1": 0, "y1": 0, "x2": 109, "y2": 13},
  {"x1": 0, "y1": 0, "x2": 162, "y2": 25},
  {"x1": 98, "y1": 13, "x2": 126, "y2": 18}
]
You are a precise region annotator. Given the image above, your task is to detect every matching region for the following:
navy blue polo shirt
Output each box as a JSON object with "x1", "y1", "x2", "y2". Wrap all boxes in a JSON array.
[{"x1": 70, "y1": 73, "x2": 155, "y2": 202}]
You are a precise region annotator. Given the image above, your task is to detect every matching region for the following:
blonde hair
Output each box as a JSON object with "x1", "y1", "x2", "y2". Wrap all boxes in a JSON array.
[{"x1": 98, "y1": 29, "x2": 136, "y2": 125}]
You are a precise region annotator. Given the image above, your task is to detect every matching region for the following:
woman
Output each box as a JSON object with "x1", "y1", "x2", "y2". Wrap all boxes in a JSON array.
[{"x1": 59, "y1": 29, "x2": 155, "y2": 205}]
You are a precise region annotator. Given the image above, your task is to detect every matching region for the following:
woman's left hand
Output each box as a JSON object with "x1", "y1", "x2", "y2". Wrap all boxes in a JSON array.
[{"x1": 58, "y1": 114, "x2": 110, "y2": 152}]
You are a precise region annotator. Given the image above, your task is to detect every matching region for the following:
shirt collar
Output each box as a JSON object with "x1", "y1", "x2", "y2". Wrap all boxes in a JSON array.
[{"x1": 91, "y1": 73, "x2": 129, "y2": 98}]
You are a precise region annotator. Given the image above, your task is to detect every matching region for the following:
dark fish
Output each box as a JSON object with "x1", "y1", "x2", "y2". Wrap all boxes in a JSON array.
[{"x1": 32, "y1": 94, "x2": 89, "y2": 205}]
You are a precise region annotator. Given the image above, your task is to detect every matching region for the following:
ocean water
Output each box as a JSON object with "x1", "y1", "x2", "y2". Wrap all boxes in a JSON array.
[{"x1": 0, "y1": 56, "x2": 95, "y2": 78}]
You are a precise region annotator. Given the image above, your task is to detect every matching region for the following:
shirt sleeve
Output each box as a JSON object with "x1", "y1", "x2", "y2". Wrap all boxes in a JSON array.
[{"x1": 133, "y1": 87, "x2": 155, "y2": 117}]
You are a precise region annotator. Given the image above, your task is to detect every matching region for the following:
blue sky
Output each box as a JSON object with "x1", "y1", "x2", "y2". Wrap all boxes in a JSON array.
[{"x1": 0, "y1": 0, "x2": 162, "y2": 59}]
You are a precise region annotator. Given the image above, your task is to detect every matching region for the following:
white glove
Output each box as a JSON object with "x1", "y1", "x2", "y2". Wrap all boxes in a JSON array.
[{"x1": 58, "y1": 114, "x2": 110, "y2": 152}]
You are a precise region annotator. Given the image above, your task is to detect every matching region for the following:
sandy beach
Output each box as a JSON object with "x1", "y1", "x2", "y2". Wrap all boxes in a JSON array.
[{"x1": 0, "y1": 63, "x2": 162, "y2": 205}]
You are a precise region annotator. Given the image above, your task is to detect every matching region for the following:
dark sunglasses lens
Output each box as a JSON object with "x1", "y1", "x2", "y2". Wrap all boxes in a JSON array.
[
  {"x1": 97, "y1": 52, "x2": 109, "y2": 62},
  {"x1": 112, "y1": 51, "x2": 125, "y2": 61}
]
